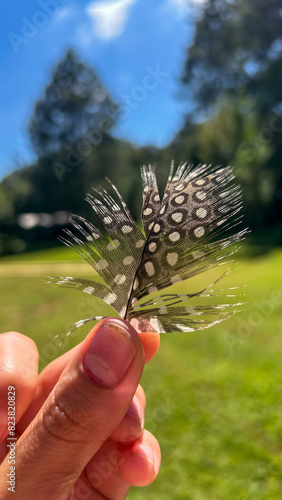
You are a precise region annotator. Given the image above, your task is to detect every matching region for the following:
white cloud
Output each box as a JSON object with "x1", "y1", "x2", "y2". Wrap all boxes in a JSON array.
[
  {"x1": 53, "y1": 5, "x2": 76, "y2": 24},
  {"x1": 167, "y1": 0, "x2": 206, "y2": 17},
  {"x1": 86, "y1": 0, "x2": 137, "y2": 41}
]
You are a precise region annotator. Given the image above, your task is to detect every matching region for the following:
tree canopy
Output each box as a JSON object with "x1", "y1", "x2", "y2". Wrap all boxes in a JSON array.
[
  {"x1": 182, "y1": 0, "x2": 282, "y2": 116},
  {"x1": 29, "y1": 49, "x2": 119, "y2": 156},
  {"x1": 1, "y1": 4, "x2": 282, "y2": 256},
  {"x1": 175, "y1": 0, "x2": 282, "y2": 243}
]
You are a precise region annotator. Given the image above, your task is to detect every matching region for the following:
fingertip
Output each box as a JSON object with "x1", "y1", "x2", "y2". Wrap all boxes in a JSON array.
[
  {"x1": 138, "y1": 331, "x2": 160, "y2": 364},
  {"x1": 0, "y1": 331, "x2": 39, "y2": 437},
  {"x1": 0, "y1": 331, "x2": 38, "y2": 355},
  {"x1": 87, "y1": 320, "x2": 159, "y2": 364},
  {"x1": 119, "y1": 430, "x2": 161, "y2": 487},
  {"x1": 110, "y1": 387, "x2": 146, "y2": 442},
  {"x1": 121, "y1": 450, "x2": 156, "y2": 487},
  {"x1": 87, "y1": 318, "x2": 144, "y2": 353}
]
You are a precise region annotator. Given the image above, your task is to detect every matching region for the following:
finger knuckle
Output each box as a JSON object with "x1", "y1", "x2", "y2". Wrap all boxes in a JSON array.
[{"x1": 42, "y1": 390, "x2": 85, "y2": 444}]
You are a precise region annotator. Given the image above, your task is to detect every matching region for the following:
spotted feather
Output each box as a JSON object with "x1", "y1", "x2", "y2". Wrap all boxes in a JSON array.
[{"x1": 47, "y1": 162, "x2": 247, "y2": 337}]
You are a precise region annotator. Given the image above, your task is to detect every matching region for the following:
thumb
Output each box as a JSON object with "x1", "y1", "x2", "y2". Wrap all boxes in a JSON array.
[{"x1": 0, "y1": 318, "x2": 145, "y2": 500}]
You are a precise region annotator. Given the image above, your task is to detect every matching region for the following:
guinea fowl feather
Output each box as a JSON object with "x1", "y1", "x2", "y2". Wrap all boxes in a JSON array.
[{"x1": 46, "y1": 162, "x2": 247, "y2": 336}]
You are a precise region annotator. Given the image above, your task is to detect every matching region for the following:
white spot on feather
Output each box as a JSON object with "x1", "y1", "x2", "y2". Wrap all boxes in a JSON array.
[
  {"x1": 196, "y1": 207, "x2": 207, "y2": 218},
  {"x1": 145, "y1": 261, "x2": 155, "y2": 276},
  {"x1": 136, "y1": 239, "x2": 145, "y2": 248},
  {"x1": 176, "y1": 324, "x2": 194, "y2": 332},
  {"x1": 103, "y1": 216, "x2": 112, "y2": 224},
  {"x1": 193, "y1": 250, "x2": 205, "y2": 259},
  {"x1": 169, "y1": 231, "x2": 180, "y2": 242},
  {"x1": 75, "y1": 320, "x2": 86, "y2": 328},
  {"x1": 219, "y1": 191, "x2": 229, "y2": 198},
  {"x1": 121, "y1": 225, "x2": 133, "y2": 234},
  {"x1": 185, "y1": 306, "x2": 202, "y2": 316},
  {"x1": 194, "y1": 227, "x2": 205, "y2": 238},
  {"x1": 143, "y1": 207, "x2": 153, "y2": 216},
  {"x1": 174, "y1": 195, "x2": 185, "y2": 204},
  {"x1": 172, "y1": 212, "x2": 183, "y2": 223},
  {"x1": 107, "y1": 239, "x2": 120, "y2": 250},
  {"x1": 114, "y1": 274, "x2": 126, "y2": 285},
  {"x1": 149, "y1": 242, "x2": 157, "y2": 253},
  {"x1": 83, "y1": 286, "x2": 95, "y2": 294},
  {"x1": 167, "y1": 252, "x2": 178, "y2": 266},
  {"x1": 171, "y1": 274, "x2": 182, "y2": 284},
  {"x1": 175, "y1": 183, "x2": 184, "y2": 191},
  {"x1": 96, "y1": 259, "x2": 109, "y2": 271},
  {"x1": 196, "y1": 191, "x2": 207, "y2": 201},
  {"x1": 217, "y1": 218, "x2": 226, "y2": 226},
  {"x1": 104, "y1": 292, "x2": 117, "y2": 304},
  {"x1": 123, "y1": 256, "x2": 134, "y2": 266},
  {"x1": 150, "y1": 317, "x2": 161, "y2": 332},
  {"x1": 119, "y1": 306, "x2": 126, "y2": 317}
]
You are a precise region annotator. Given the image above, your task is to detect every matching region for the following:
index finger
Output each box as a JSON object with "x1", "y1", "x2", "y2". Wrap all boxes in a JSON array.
[{"x1": 0, "y1": 332, "x2": 38, "y2": 441}]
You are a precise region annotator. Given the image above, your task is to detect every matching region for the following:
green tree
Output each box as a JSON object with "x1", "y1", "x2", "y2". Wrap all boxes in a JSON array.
[
  {"x1": 182, "y1": 0, "x2": 282, "y2": 115},
  {"x1": 29, "y1": 49, "x2": 119, "y2": 156},
  {"x1": 177, "y1": 0, "x2": 282, "y2": 243}
]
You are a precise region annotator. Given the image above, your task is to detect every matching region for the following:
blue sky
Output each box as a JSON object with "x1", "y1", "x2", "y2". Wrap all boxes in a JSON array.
[{"x1": 0, "y1": 0, "x2": 204, "y2": 179}]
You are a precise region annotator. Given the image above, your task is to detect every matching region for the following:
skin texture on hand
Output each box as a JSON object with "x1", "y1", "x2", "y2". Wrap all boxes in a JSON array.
[{"x1": 0, "y1": 319, "x2": 161, "y2": 500}]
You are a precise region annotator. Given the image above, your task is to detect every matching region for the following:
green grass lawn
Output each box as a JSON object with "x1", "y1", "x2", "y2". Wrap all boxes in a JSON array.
[{"x1": 0, "y1": 247, "x2": 282, "y2": 499}]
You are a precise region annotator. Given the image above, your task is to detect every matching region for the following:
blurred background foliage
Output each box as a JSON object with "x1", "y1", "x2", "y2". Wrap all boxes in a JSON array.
[{"x1": 1, "y1": 0, "x2": 282, "y2": 255}]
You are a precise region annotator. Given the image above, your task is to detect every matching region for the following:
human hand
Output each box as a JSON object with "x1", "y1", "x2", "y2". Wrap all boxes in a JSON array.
[{"x1": 0, "y1": 319, "x2": 161, "y2": 499}]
